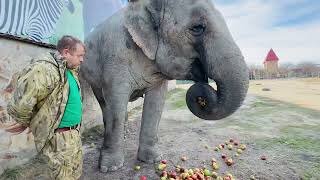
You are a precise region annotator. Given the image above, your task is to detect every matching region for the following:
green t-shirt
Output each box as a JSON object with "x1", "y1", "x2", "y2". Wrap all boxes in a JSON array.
[{"x1": 58, "y1": 70, "x2": 82, "y2": 128}]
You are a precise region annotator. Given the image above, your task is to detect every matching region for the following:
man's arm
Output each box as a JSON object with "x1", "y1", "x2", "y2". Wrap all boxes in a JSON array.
[{"x1": 6, "y1": 62, "x2": 59, "y2": 128}]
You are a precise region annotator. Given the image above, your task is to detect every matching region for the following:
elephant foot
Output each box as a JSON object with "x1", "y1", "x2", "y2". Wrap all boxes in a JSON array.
[
  {"x1": 99, "y1": 149, "x2": 124, "y2": 173},
  {"x1": 137, "y1": 145, "x2": 162, "y2": 163}
]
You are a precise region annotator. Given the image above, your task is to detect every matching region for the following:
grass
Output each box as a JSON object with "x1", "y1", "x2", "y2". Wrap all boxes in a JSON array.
[
  {"x1": 256, "y1": 136, "x2": 320, "y2": 152},
  {"x1": 301, "y1": 163, "x2": 320, "y2": 180},
  {"x1": 166, "y1": 88, "x2": 187, "y2": 109},
  {"x1": 0, "y1": 168, "x2": 20, "y2": 180}
]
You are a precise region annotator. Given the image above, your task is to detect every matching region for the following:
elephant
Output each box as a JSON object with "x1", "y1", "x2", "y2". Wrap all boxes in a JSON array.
[{"x1": 80, "y1": 0, "x2": 249, "y2": 172}]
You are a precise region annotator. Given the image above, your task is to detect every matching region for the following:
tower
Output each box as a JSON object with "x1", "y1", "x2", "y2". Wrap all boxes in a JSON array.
[{"x1": 263, "y1": 48, "x2": 279, "y2": 78}]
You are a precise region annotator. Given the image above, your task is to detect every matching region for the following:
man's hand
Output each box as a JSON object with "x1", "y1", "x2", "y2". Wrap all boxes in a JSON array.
[{"x1": 5, "y1": 122, "x2": 31, "y2": 135}]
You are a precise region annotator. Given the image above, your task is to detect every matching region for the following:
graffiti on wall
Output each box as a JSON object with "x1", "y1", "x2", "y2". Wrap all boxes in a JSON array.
[{"x1": 0, "y1": 0, "x2": 127, "y2": 44}]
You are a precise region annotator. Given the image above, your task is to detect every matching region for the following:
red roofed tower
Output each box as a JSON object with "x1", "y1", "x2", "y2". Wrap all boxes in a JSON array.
[{"x1": 264, "y1": 49, "x2": 279, "y2": 78}]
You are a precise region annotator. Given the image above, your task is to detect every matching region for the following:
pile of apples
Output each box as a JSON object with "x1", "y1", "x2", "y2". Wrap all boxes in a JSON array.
[
  {"x1": 214, "y1": 138, "x2": 247, "y2": 167},
  {"x1": 136, "y1": 138, "x2": 248, "y2": 180},
  {"x1": 157, "y1": 159, "x2": 234, "y2": 180}
]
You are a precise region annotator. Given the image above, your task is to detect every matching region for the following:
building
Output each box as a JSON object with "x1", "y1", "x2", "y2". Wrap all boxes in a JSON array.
[{"x1": 263, "y1": 48, "x2": 279, "y2": 78}]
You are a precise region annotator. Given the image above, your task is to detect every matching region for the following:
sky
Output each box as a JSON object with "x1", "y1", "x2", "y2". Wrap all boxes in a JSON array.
[
  {"x1": 213, "y1": 0, "x2": 320, "y2": 66},
  {"x1": 119, "y1": 0, "x2": 320, "y2": 66}
]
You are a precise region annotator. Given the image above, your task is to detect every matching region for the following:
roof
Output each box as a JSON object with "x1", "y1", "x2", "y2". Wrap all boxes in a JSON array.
[{"x1": 264, "y1": 49, "x2": 279, "y2": 63}]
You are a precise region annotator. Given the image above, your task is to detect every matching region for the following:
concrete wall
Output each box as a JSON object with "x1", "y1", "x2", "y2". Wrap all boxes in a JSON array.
[{"x1": 0, "y1": 37, "x2": 176, "y2": 174}]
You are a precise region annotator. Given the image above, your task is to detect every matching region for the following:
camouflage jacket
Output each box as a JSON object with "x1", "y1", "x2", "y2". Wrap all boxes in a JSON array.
[{"x1": 7, "y1": 52, "x2": 81, "y2": 152}]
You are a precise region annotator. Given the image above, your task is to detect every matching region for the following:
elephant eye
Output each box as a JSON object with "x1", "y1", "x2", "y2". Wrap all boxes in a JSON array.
[{"x1": 190, "y1": 24, "x2": 206, "y2": 36}]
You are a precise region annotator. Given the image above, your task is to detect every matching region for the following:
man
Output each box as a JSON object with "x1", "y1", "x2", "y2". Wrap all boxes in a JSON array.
[{"x1": 6, "y1": 35, "x2": 85, "y2": 180}]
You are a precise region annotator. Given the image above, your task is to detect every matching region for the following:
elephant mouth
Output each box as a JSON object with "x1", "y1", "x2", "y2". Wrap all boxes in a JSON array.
[
  {"x1": 186, "y1": 58, "x2": 208, "y2": 83},
  {"x1": 185, "y1": 54, "x2": 249, "y2": 120}
]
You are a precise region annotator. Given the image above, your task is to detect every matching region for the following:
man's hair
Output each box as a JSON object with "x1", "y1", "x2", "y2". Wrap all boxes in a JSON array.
[{"x1": 57, "y1": 35, "x2": 84, "y2": 53}]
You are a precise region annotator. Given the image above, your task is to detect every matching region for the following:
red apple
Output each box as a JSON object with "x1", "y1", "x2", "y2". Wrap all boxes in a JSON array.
[
  {"x1": 221, "y1": 154, "x2": 227, "y2": 159},
  {"x1": 140, "y1": 176, "x2": 147, "y2": 180},
  {"x1": 161, "y1": 160, "x2": 167, "y2": 164}
]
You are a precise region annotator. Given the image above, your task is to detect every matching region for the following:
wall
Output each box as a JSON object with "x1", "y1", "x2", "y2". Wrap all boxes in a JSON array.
[
  {"x1": 0, "y1": 37, "x2": 54, "y2": 174},
  {"x1": 0, "y1": 0, "x2": 127, "y2": 44}
]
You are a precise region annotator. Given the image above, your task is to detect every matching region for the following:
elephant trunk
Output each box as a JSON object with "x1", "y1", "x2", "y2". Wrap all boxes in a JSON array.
[{"x1": 186, "y1": 32, "x2": 249, "y2": 120}]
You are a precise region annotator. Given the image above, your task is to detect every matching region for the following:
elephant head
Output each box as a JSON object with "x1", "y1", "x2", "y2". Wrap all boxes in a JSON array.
[{"x1": 125, "y1": 0, "x2": 249, "y2": 120}]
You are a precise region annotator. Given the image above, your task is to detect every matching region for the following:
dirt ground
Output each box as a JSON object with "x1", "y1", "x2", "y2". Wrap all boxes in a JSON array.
[
  {"x1": 248, "y1": 78, "x2": 320, "y2": 111},
  {"x1": 1, "y1": 78, "x2": 320, "y2": 180}
]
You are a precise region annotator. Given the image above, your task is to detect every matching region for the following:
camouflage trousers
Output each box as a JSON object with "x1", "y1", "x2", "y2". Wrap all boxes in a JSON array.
[{"x1": 39, "y1": 129, "x2": 83, "y2": 180}]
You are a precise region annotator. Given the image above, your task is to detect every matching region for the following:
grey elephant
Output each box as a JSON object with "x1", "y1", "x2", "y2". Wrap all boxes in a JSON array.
[{"x1": 80, "y1": 0, "x2": 249, "y2": 172}]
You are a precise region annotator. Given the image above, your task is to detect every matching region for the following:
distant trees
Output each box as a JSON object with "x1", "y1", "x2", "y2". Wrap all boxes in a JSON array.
[{"x1": 249, "y1": 61, "x2": 320, "y2": 80}]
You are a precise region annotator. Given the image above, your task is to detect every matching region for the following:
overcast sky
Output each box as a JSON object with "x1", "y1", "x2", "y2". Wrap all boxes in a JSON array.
[
  {"x1": 214, "y1": 0, "x2": 320, "y2": 66},
  {"x1": 119, "y1": 0, "x2": 320, "y2": 66}
]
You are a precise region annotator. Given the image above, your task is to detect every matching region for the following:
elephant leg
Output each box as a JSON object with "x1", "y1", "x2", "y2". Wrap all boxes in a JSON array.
[
  {"x1": 98, "y1": 84, "x2": 130, "y2": 172},
  {"x1": 91, "y1": 86, "x2": 109, "y2": 131},
  {"x1": 138, "y1": 80, "x2": 168, "y2": 163}
]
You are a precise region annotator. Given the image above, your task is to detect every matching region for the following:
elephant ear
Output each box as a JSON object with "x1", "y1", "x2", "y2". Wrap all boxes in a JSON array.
[{"x1": 124, "y1": 0, "x2": 163, "y2": 60}]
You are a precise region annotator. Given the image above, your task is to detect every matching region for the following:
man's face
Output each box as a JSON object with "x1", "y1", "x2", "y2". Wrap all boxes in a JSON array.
[{"x1": 62, "y1": 43, "x2": 85, "y2": 69}]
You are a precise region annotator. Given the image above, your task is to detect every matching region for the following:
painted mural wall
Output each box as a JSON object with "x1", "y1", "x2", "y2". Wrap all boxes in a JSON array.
[{"x1": 0, "y1": 0, "x2": 127, "y2": 44}]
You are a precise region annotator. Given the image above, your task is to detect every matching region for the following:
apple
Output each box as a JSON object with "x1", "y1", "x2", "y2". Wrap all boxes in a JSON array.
[
  {"x1": 217, "y1": 176, "x2": 224, "y2": 180},
  {"x1": 170, "y1": 171, "x2": 177, "y2": 178},
  {"x1": 188, "y1": 169, "x2": 194, "y2": 176},
  {"x1": 225, "y1": 158, "x2": 233, "y2": 166},
  {"x1": 260, "y1": 155, "x2": 267, "y2": 160},
  {"x1": 175, "y1": 165, "x2": 181, "y2": 172},
  {"x1": 180, "y1": 167, "x2": 186, "y2": 173},
  {"x1": 212, "y1": 162, "x2": 219, "y2": 170},
  {"x1": 233, "y1": 142, "x2": 239, "y2": 146},
  {"x1": 237, "y1": 149, "x2": 243, "y2": 154},
  {"x1": 250, "y1": 175, "x2": 256, "y2": 180},
  {"x1": 161, "y1": 160, "x2": 167, "y2": 164},
  {"x1": 191, "y1": 174, "x2": 198, "y2": 179},
  {"x1": 212, "y1": 172, "x2": 218, "y2": 178},
  {"x1": 140, "y1": 176, "x2": 147, "y2": 180},
  {"x1": 229, "y1": 139, "x2": 234, "y2": 143},
  {"x1": 239, "y1": 144, "x2": 246, "y2": 150},
  {"x1": 221, "y1": 154, "x2": 227, "y2": 159},
  {"x1": 181, "y1": 172, "x2": 189, "y2": 179},
  {"x1": 193, "y1": 168, "x2": 200, "y2": 173},
  {"x1": 197, "y1": 172, "x2": 205, "y2": 179},
  {"x1": 214, "y1": 147, "x2": 219, "y2": 151},
  {"x1": 158, "y1": 163, "x2": 167, "y2": 171},
  {"x1": 181, "y1": 156, "x2": 187, "y2": 161},
  {"x1": 227, "y1": 144, "x2": 233, "y2": 150},
  {"x1": 221, "y1": 144, "x2": 225, "y2": 148},
  {"x1": 204, "y1": 169, "x2": 212, "y2": 177},
  {"x1": 211, "y1": 158, "x2": 217, "y2": 162},
  {"x1": 134, "y1": 165, "x2": 141, "y2": 170},
  {"x1": 225, "y1": 173, "x2": 233, "y2": 178}
]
